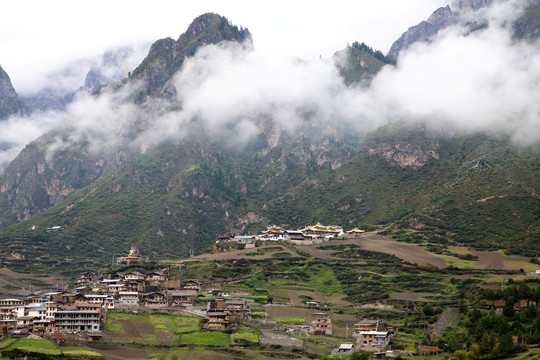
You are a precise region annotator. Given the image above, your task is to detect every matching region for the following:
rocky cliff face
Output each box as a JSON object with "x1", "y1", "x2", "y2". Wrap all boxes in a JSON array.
[
  {"x1": 452, "y1": 0, "x2": 494, "y2": 12},
  {"x1": 131, "y1": 13, "x2": 252, "y2": 101},
  {"x1": 513, "y1": 2, "x2": 540, "y2": 40},
  {"x1": 0, "y1": 65, "x2": 30, "y2": 120},
  {"x1": 387, "y1": 6, "x2": 454, "y2": 61},
  {"x1": 83, "y1": 46, "x2": 148, "y2": 91},
  {"x1": 387, "y1": 0, "x2": 540, "y2": 61},
  {"x1": 361, "y1": 124, "x2": 441, "y2": 169}
]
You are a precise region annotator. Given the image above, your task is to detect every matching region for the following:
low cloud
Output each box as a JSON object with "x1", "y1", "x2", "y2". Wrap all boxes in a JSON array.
[
  {"x1": 3, "y1": 0, "x2": 540, "y2": 171},
  {"x1": 19, "y1": 43, "x2": 150, "y2": 99},
  {"x1": 170, "y1": 42, "x2": 379, "y2": 143},
  {"x1": 370, "y1": 1, "x2": 540, "y2": 145},
  {"x1": 0, "y1": 111, "x2": 60, "y2": 172},
  {"x1": 45, "y1": 82, "x2": 149, "y2": 161}
]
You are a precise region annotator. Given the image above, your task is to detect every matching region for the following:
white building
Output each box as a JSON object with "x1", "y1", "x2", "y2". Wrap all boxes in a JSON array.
[{"x1": 118, "y1": 292, "x2": 139, "y2": 307}]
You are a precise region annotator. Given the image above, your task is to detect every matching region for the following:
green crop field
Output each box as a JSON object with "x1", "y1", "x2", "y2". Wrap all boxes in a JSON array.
[
  {"x1": 7, "y1": 339, "x2": 61, "y2": 355},
  {"x1": 0, "y1": 338, "x2": 16, "y2": 348},
  {"x1": 231, "y1": 326, "x2": 259, "y2": 344},
  {"x1": 60, "y1": 346, "x2": 103, "y2": 357},
  {"x1": 275, "y1": 316, "x2": 307, "y2": 325},
  {"x1": 180, "y1": 331, "x2": 230, "y2": 346}
]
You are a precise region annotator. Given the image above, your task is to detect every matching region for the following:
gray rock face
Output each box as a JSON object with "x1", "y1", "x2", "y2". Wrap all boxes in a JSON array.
[
  {"x1": 387, "y1": 6, "x2": 454, "y2": 61},
  {"x1": 514, "y1": 1, "x2": 540, "y2": 40},
  {"x1": 130, "y1": 13, "x2": 252, "y2": 101},
  {"x1": 452, "y1": 0, "x2": 494, "y2": 12},
  {"x1": 388, "y1": 0, "x2": 540, "y2": 61},
  {"x1": 83, "y1": 46, "x2": 148, "y2": 91},
  {"x1": 0, "y1": 65, "x2": 30, "y2": 120}
]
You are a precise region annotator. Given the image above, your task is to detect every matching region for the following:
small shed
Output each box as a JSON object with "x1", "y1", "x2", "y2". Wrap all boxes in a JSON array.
[{"x1": 338, "y1": 343, "x2": 355, "y2": 353}]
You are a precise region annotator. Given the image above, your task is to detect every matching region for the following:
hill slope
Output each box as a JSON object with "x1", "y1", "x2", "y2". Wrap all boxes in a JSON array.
[{"x1": 264, "y1": 123, "x2": 540, "y2": 256}]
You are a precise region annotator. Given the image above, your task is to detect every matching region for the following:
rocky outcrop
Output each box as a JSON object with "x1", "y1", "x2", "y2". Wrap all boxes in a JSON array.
[
  {"x1": 452, "y1": 0, "x2": 494, "y2": 12},
  {"x1": 513, "y1": 2, "x2": 540, "y2": 40},
  {"x1": 84, "y1": 46, "x2": 148, "y2": 91},
  {"x1": 0, "y1": 65, "x2": 30, "y2": 120},
  {"x1": 361, "y1": 124, "x2": 441, "y2": 169},
  {"x1": 387, "y1": 6, "x2": 454, "y2": 61},
  {"x1": 363, "y1": 140, "x2": 440, "y2": 169},
  {"x1": 131, "y1": 13, "x2": 252, "y2": 101},
  {"x1": 387, "y1": 0, "x2": 540, "y2": 61}
]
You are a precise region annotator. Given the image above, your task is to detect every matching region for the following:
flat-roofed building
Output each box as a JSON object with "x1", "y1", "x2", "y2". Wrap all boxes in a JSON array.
[
  {"x1": 310, "y1": 312, "x2": 332, "y2": 335},
  {"x1": 358, "y1": 331, "x2": 392, "y2": 349},
  {"x1": 54, "y1": 310, "x2": 101, "y2": 332}
]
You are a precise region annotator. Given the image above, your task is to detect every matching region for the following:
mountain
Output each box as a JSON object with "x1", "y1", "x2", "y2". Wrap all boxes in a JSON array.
[
  {"x1": 387, "y1": 0, "x2": 540, "y2": 61},
  {"x1": 0, "y1": 65, "x2": 30, "y2": 120},
  {"x1": 0, "y1": 13, "x2": 250, "y2": 227},
  {"x1": 129, "y1": 13, "x2": 252, "y2": 101},
  {"x1": 387, "y1": 5, "x2": 454, "y2": 61},
  {"x1": 83, "y1": 46, "x2": 149, "y2": 92},
  {"x1": 22, "y1": 46, "x2": 149, "y2": 112}
]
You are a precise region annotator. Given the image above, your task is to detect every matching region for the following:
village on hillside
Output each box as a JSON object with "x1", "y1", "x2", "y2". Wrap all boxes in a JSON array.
[
  {"x1": 0, "y1": 223, "x2": 406, "y2": 357},
  {"x1": 0, "y1": 223, "x2": 538, "y2": 358}
]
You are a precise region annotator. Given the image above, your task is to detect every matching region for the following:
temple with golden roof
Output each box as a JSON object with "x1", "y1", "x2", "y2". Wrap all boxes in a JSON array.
[
  {"x1": 116, "y1": 246, "x2": 142, "y2": 264},
  {"x1": 346, "y1": 228, "x2": 365, "y2": 236},
  {"x1": 298, "y1": 223, "x2": 343, "y2": 236},
  {"x1": 261, "y1": 225, "x2": 285, "y2": 235}
]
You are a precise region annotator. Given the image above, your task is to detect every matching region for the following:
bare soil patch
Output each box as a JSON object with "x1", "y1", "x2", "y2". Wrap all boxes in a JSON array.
[
  {"x1": 0, "y1": 267, "x2": 59, "y2": 296},
  {"x1": 335, "y1": 236, "x2": 447, "y2": 268},
  {"x1": 285, "y1": 288, "x2": 352, "y2": 308},
  {"x1": 265, "y1": 305, "x2": 313, "y2": 322},
  {"x1": 195, "y1": 245, "x2": 296, "y2": 261},
  {"x1": 392, "y1": 291, "x2": 434, "y2": 302},
  {"x1": 432, "y1": 308, "x2": 462, "y2": 336},
  {"x1": 471, "y1": 251, "x2": 530, "y2": 270}
]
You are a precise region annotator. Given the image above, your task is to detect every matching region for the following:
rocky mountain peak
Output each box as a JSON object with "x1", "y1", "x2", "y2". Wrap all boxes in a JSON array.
[
  {"x1": 131, "y1": 13, "x2": 251, "y2": 101},
  {"x1": 387, "y1": 6, "x2": 454, "y2": 61},
  {"x1": 388, "y1": 0, "x2": 540, "y2": 61},
  {"x1": 427, "y1": 5, "x2": 454, "y2": 28},
  {"x1": 0, "y1": 65, "x2": 30, "y2": 120},
  {"x1": 84, "y1": 46, "x2": 147, "y2": 91},
  {"x1": 179, "y1": 13, "x2": 252, "y2": 44}
]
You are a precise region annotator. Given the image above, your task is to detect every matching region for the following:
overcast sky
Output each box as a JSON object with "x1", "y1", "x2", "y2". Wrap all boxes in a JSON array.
[{"x1": 1, "y1": 0, "x2": 446, "y2": 94}]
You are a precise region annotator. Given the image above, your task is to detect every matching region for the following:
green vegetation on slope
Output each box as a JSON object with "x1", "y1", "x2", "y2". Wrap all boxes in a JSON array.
[{"x1": 265, "y1": 124, "x2": 540, "y2": 256}]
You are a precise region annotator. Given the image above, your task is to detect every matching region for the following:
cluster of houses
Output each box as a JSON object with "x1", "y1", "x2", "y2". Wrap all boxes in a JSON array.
[
  {"x1": 276, "y1": 313, "x2": 394, "y2": 352},
  {"x1": 0, "y1": 296, "x2": 102, "y2": 339},
  {"x1": 0, "y1": 258, "x2": 253, "y2": 339},
  {"x1": 216, "y1": 223, "x2": 365, "y2": 247}
]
